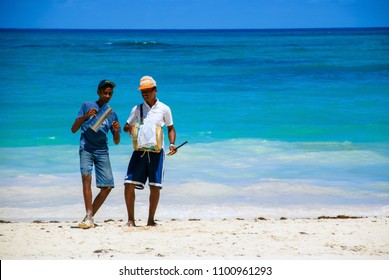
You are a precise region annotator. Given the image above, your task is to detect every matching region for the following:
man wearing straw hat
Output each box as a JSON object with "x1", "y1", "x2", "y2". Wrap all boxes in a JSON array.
[
  {"x1": 123, "y1": 76, "x2": 177, "y2": 227},
  {"x1": 71, "y1": 80, "x2": 121, "y2": 229}
]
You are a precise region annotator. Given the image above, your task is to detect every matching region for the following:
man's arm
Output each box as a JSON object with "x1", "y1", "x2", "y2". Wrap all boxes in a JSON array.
[
  {"x1": 167, "y1": 125, "x2": 177, "y2": 155},
  {"x1": 112, "y1": 121, "x2": 121, "y2": 144},
  {"x1": 71, "y1": 108, "x2": 97, "y2": 133}
]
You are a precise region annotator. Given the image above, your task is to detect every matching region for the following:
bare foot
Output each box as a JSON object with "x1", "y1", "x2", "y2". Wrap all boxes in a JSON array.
[
  {"x1": 147, "y1": 221, "x2": 158, "y2": 227},
  {"x1": 126, "y1": 220, "x2": 136, "y2": 227}
]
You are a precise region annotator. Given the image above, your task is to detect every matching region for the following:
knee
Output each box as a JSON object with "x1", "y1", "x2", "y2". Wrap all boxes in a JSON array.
[
  {"x1": 125, "y1": 184, "x2": 135, "y2": 190},
  {"x1": 81, "y1": 174, "x2": 92, "y2": 186},
  {"x1": 82, "y1": 173, "x2": 91, "y2": 180},
  {"x1": 150, "y1": 185, "x2": 160, "y2": 193},
  {"x1": 100, "y1": 187, "x2": 112, "y2": 195}
]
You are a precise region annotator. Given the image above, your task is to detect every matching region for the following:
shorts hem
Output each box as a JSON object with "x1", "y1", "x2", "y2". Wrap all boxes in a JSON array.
[
  {"x1": 124, "y1": 180, "x2": 145, "y2": 190},
  {"x1": 149, "y1": 182, "x2": 163, "y2": 189},
  {"x1": 97, "y1": 185, "x2": 114, "y2": 188}
]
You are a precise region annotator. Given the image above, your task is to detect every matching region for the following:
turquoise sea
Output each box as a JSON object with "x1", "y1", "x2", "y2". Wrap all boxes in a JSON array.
[{"x1": 1, "y1": 28, "x2": 388, "y2": 221}]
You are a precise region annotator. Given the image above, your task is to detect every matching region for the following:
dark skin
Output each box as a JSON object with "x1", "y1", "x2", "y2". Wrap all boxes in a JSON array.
[
  {"x1": 71, "y1": 86, "x2": 121, "y2": 220},
  {"x1": 124, "y1": 87, "x2": 176, "y2": 226}
]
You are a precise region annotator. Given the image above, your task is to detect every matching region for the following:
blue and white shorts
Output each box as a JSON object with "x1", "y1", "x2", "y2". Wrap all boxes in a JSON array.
[{"x1": 124, "y1": 150, "x2": 165, "y2": 189}]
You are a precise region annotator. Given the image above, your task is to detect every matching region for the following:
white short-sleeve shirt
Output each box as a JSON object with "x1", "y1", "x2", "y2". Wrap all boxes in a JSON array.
[{"x1": 127, "y1": 99, "x2": 173, "y2": 127}]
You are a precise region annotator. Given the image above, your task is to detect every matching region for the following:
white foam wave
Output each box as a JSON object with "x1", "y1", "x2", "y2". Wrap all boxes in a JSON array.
[
  {"x1": 0, "y1": 140, "x2": 388, "y2": 221},
  {"x1": 2, "y1": 203, "x2": 388, "y2": 222}
]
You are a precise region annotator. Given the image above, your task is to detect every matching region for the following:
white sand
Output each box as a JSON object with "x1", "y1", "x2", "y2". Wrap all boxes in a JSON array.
[{"x1": 1, "y1": 217, "x2": 388, "y2": 260}]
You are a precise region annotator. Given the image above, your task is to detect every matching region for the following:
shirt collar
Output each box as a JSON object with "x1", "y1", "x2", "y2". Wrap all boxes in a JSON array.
[{"x1": 143, "y1": 98, "x2": 159, "y2": 109}]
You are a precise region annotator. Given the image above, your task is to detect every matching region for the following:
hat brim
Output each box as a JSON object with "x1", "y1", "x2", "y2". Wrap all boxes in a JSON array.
[{"x1": 138, "y1": 85, "x2": 155, "y2": 90}]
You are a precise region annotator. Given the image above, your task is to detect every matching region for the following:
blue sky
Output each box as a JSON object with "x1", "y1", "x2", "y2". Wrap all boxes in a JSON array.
[{"x1": 1, "y1": 0, "x2": 388, "y2": 29}]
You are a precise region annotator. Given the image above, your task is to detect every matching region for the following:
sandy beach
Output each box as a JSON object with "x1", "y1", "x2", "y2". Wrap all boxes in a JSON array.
[{"x1": 1, "y1": 216, "x2": 388, "y2": 260}]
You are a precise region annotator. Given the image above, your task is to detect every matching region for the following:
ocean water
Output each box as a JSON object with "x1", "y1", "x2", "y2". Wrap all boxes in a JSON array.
[{"x1": 1, "y1": 28, "x2": 388, "y2": 221}]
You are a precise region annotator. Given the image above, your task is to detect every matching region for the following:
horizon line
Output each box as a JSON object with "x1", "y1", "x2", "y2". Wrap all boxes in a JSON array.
[{"x1": 1, "y1": 26, "x2": 388, "y2": 31}]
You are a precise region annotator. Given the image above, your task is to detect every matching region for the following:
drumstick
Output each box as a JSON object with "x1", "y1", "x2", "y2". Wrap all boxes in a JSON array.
[
  {"x1": 174, "y1": 141, "x2": 188, "y2": 150},
  {"x1": 167, "y1": 141, "x2": 188, "y2": 155}
]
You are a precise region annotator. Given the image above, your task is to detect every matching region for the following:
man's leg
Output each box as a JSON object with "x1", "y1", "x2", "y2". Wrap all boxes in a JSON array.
[
  {"x1": 124, "y1": 183, "x2": 136, "y2": 226},
  {"x1": 92, "y1": 187, "x2": 112, "y2": 216},
  {"x1": 147, "y1": 185, "x2": 160, "y2": 226},
  {"x1": 92, "y1": 151, "x2": 114, "y2": 218},
  {"x1": 79, "y1": 150, "x2": 96, "y2": 228},
  {"x1": 82, "y1": 173, "x2": 93, "y2": 220}
]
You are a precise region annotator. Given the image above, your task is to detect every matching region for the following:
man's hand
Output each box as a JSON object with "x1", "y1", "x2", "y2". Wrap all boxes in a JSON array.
[
  {"x1": 112, "y1": 121, "x2": 121, "y2": 132},
  {"x1": 167, "y1": 144, "x2": 177, "y2": 156},
  {"x1": 85, "y1": 108, "x2": 97, "y2": 118}
]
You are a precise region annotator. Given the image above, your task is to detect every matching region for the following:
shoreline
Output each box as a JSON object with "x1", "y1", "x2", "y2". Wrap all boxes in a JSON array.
[{"x1": 1, "y1": 216, "x2": 388, "y2": 260}]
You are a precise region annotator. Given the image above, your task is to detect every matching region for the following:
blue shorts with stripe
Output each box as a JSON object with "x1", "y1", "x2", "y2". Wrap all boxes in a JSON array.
[{"x1": 124, "y1": 150, "x2": 165, "y2": 190}]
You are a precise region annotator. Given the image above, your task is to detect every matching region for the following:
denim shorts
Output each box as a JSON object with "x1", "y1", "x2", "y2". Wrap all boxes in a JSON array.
[{"x1": 79, "y1": 149, "x2": 115, "y2": 188}]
